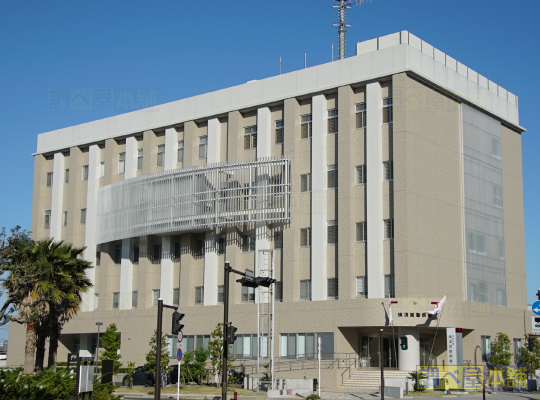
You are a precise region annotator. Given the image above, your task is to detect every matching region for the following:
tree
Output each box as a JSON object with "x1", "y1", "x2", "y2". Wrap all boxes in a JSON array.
[
  {"x1": 125, "y1": 362, "x2": 136, "y2": 388},
  {"x1": 181, "y1": 346, "x2": 210, "y2": 384},
  {"x1": 489, "y1": 332, "x2": 512, "y2": 369},
  {"x1": 519, "y1": 334, "x2": 540, "y2": 379},
  {"x1": 207, "y1": 323, "x2": 234, "y2": 387},
  {"x1": 100, "y1": 323, "x2": 122, "y2": 378},
  {"x1": 145, "y1": 329, "x2": 170, "y2": 386}
]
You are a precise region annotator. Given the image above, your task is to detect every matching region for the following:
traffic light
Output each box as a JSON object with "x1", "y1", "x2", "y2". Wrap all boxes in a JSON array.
[
  {"x1": 400, "y1": 336, "x2": 408, "y2": 350},
  {"x1": 227, "y1": 324, "x2": 238, "y2": 343},
  {"x1": 528, "y1": 336, "x2": 536, "y2": 351},
  {"x1": 172, "y1": 311, "x2": 185, "y2": 335},
  {"x1": 236, "y1": 277, "x2": 258, "y2": 288},
  {"x1": 255, "y1": 277, "x2": 277, "y2": 287}
]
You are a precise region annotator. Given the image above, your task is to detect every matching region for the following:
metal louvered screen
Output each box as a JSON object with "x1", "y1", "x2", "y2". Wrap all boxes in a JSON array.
[
  {"x1": 96, "y1": 156, "x2": 291, "y2": 244},
  {"x1": 462, "y1": 104, "x2": 506, "y2": 307}
]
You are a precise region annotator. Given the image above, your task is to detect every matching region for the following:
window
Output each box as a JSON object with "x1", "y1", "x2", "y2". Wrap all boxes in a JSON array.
[
  {"x1": 300, "y1": 280, "x2": 311, "y2": 300},
  {"x1": 174, "y1": 242, "x2": 181, "y2": 259},
  {"x1": 496, "y1": 288, "x2": 506, "y2": 307},
  {"x1": 94, "y1": 293, "x2": 99, "y2": 310},
  {"x1": 356, "y1": 103, "x2": 367, "y2": 129},
  {"x1": 46, "y1": 172, "x2": 53, "y2": 187},
  {"x1": 356, "y1": 222, "x2": 367, "y2": 242},
  {"x1": 173, "y1": 288, "x2": 180, "y2": 305},
  {"x1": 195, "y1": 287, "x2": 204, "y2": 305},
  {"x1": 492, "y1": 138, "x2": 501, "y2": 158},
  {"x1": 73, "y1": 338, "x2": 80, "y2": 354},
  {"x1": 133, "y1": 246, "x2": 140, "y2": 263},
  {"x1": 275, "y1": 120, "x2": 284, "y2": 144},
  {"x1": 114, "y1": 244, "x2": 122, "y2": 264},
  {"x1": 384, "y1": 275, "x2": 395, "y2": 298},
  {"x1": 241, "y1": 286, "x2": 255, "y2": 302},
  {"x1": 493, "y1": 185, "x2": 503, "y2": 207},
  {"x1": 100, "y1": 162, "x2": 105, "y2": 177},
  {"x1": 356, "y1": 277, "x2": 366, "y2": 297},
  {"x1": 62, "y1": 211, "x2": 68, "y2": 227},
  {"x1": 301, "y1": 114, "x2": 312, "y2": 139},
  {"x1": 514, "y1": 339, "x2": 522, "y2": 364},
  {"x1": 300, "y1": 174, "x2": 312, "y2": 192},
  {"x1": 64, "y1": 169, "x2": 69, "y2": 184},
  {"x1": 384, "y1": 219, "x2": 394, "y2": 239},
  {"x1": 217, "y1": 285, "x2": 224, "y2": 304},
  {"x1": 153, "y1": 244, "x2": 162, "y2": 262},
  {"x1": 137, "y1": 149, "x2": 143, "y2": 170},
  {"x1": 242, "y1": 234, "x2": 256, "y2": 252},
  {"x1": 82, "y1": 165, "x2": 89, "y2": 181},
  {"x1": 112, "y1": 292, "x2": 119, "y2": 309},
  {"x1": 383, "y1": 97, "x2": 393, "y2": 124},
  {"x1": 96, "y1": 248, "x2": 101, "y2": 267},
  {"x1": 327, "y1": 278, "x2": 338, "y2": 298},
  {"x1": 217, "y1": 235, "x2": 226, "y2": 255},
  {"x1": 152, "y1": 289, "x2": 160, "y2": 306},
  {"x1": 481, "y1": 336, "x2": 491, "y2": 362},
  {"x1": 274, "y1": 231, "x2": 283, "y2": 249},
  {"x1": 327, "y1": 165, "x2": 337, "y2": 189},
  {"x1": 118, "y1": 153, "x2": 125, "y2": 174},
  {"x1": 199, "y1": 136, "x2": 207, "y2": 159},
  {"x1": 157, "y1": 145, "x2": 165, "y2": 167},
  {"x1": 327, "y1": 109, "x2": 338, "y2": 134},
  {"x1": 80, "y1": 208, "x2": 87, "y2": 224},
  {"x1": 275, "y1": 281, "x2": 283, "y2": 301},
  {"x1": 467, "y1": 232, "x2": 486, "y2": 255},
  {"x1": 499, "y1": 240, "x2": 505, "y2": 259},
  {"x1": 44, "y1": 210, "x2": 51, "y2": 229},
  {"x1": 300, "y1": 228, "x2": 311, "y2": 247},
  {"x1": 327, "y1": 221, "x2": 337, "y2": 245},
  {"x1": 196, "y1": 240, "x2": 204, "y2": 257},
  {"x1": 383, "y1": 161, "x2": 393, "y2": 181},
  {"x1": 244, "y1": 126, "x2": 257, "y2": 150},
  {"x1": 177, "y1": 140, "x2": 184, "y2": 163},
  {"x1": 132, "y1": 291, "x2": 138, "y2": 308},
  {"x1": 356, "y1": 165, "x2": 366, "y2": 185}
]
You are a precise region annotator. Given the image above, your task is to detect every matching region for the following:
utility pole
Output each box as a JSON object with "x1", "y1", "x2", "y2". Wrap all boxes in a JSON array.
[
  {"x1": 380, "y1": 329, "x2": 384, "y2": 400},
  {"x1": 222, "y1": 262, "x2": 231, "y2": 400},
  {"x1": 155, "y1": 299, "x2": 163, "y2": 400}
]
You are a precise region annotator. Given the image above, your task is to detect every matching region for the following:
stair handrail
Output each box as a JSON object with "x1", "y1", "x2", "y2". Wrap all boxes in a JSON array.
[{"x1": 340, "y1": 357, "x2": 358, "y2": 385}]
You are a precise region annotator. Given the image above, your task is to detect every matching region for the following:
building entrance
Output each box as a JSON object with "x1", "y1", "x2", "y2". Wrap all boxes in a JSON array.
[{"x1": 358, "y1": 334, "x2": 398, "y2": 369}]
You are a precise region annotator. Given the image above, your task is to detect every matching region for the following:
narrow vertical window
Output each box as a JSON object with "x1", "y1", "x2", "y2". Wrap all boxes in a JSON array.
[
  {"x1": 64, "y1": 169, "x2": 69, "y2": 184},
  {"x1": 300, "y1": 228, "x2": 311, "y2": 247},
  {"x1": 62, "y1": 211, "x2": 68, "y2": 227},
  {"x1": 301, "y1": 114, "x2": 312, "y2": 139},
  {"x1": 481, "y1": 336, "x2": 491, "y2": 362},
  {"x1": 137, "y1": 149, "x2": 143, "y2": 170},
  {"x1": 300, "y1": 174, "x2": 312, "y2": 192},
  {"x1": 275, "y1": 282, "x2": 283, "y2": 301},
  {"x1": 194, "y1": 287, "x2": 204, "y2": 305},
  {"x1": 94, "y1": 294, "x2": 99, "y2": 310},
  {"x1": 383, "y1": 161, "x2": 393, "y2": 181},
  {"x1": 356, "y1": 165, "x2": 366, "y2": 184},
  {"x1": 384, "y1": 219, "x2": 394, "y2": 239},
  {"x1": 199, "y1": 136, "x2": 208, "y2": 159},
  {"x1": 300, "y1": 280, "x2": 311, "y2": 300},
  {"x1": 96, "y1": 247, "x2": 101, "y2": 267},
  {"x1": 327, "y1": 108, "x2": 338, "y2": 134},
  {"x1": 157, "y1": 145, "x2": 165, "y2": 167},
  {"x1": 493, "y1": 185, "x2": 503, "y2": 207},
  {"x1": 275, "y1": 120, "x2": 284, "y2": 144},
  {"x1": 153, "y1": 244, "x2": 162, "y2": 262},
  {"x1": 152, "y1": 289, "x2": 160, "y2": 306},
  {"x1": 217, "y1": 235, "x2": 226, "y2": 255},
  {"x1": 327, "y1": 278, "x2": 338, "y2": 298},
  {"x1": 132, "y1": 291, "x2": 138, "y2": 308},
  {"x1": 82, "y1": 165, "x2": 89, "y2": 181},
  {"x1": 173, "y1": 288, "x2": 180, "y2": 305},
  {"x1": 118, "y1": 152, "x2": 125, "y2": 174},
  {"x1": 114, "y1": 244, "x2": 122, "y2": 264},
  {"x1": 46, "y1": 172, "x2": 53, "y2": 187},
  {"x1": 133, "y1": 245, "x2": 140, "y2": 263},
  {"x1": 356, "y1": 222, "x2": 367, "y2": 242},
  {"x1": 177, "y1": 140, "x2": 184, "y2": 163},
  {"x1": 327, "y1": 220, "x2": 337, "y2": 245},
  {"x1": 112, "y1": 292, "x2": 119, "y2": 309},
  {"x1": 383, "y1": 97, "x2": 393, "y2": 124},
  {"x1": 174, "y1": 242, "x2": 181, "y2": 259},
  {"x1": 217, "y1": 285, "x2": 224, "y2": 304},
  {"x1": 492, "y1": 138, "x2": 501, "y2": 158},
  {"x1": 384, "y1": 274, "x2": 395, "y2": 298},
  {"x1": 356, "y1": 277, "x2": 366, "y2": 297},
  {"x1": 44, "y1": 210, "x2": 51, "y2": 229},
  {"x1": 242, "y1": 234, "x2": 256, "y2": 252},
  {"x1": 274, "y1": 231, "x2": 283, "y2": 249},
  {"x1": 327, "y1": 165, "x2": 337, "y2": 189},
  {"x1": 356, "y1": 102, "x2": 367, "y2": 129},
  {"x1": 244, "y1": 126, "x2": 257, "y2": 150},
  {"x1": 100, "y1": 162, "x2": 105, "y2": 177},
  {"x1": 241, "y1": 286, "x2": 255, "y2": 302}
]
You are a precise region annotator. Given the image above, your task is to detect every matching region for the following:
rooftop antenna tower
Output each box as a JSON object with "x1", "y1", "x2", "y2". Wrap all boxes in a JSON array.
[{"x1": 333, "y1": 0, "x2": 371, "y2": 60}]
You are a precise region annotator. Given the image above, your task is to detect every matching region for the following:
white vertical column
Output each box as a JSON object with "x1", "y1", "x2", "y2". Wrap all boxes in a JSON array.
[
  {"x1": 203, "y1": 118, "x2": 221, "y2": 306},
  {"x1": 160, "y1": 236, "x2": 174, "y2": 305},
  {"x1": 255, "y1": 107, "x2": 272, "y2": 294},
  {"x1": 366, "y1": 82, "x2": 384, "y2": 299},
  {"x1": 311, "y1": 95, "x2": 328, "y2": 301},
  {"x1": 119, "y1": 136, "x2": 137, "y2": 310},
  {"x1": 50, "y1": 152, "x2": 65, "y2": 240},
  {"x1": 82, "y1": 144, "x2": 100, "y2": 312},
  {"x1": 164, "y1": 128, "x2": 178, "y2": 170},
  {"x1": 398, "y1": 327, "x2": 420, "y2": 371}
]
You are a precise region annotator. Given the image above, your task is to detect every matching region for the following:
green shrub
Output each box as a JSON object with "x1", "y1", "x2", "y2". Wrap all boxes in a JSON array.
[{"x1": 306, "y1": 394, "x2": 320, "y2": 400}]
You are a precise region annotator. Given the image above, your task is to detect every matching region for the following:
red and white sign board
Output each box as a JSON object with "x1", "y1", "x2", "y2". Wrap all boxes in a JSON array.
[{"x1": 178, "y1": 331, "x2": 183, "y2": 343}]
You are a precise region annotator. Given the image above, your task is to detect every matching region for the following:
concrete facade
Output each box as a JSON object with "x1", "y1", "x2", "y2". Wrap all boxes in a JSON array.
[{"x1": 10, "y1": 31, "x2": 531, "y2": 388}]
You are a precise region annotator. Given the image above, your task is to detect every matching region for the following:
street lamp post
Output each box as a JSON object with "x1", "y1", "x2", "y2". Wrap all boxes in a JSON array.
[{"x1": 96, "y1": 322, "x2": 103, "y2": 374}]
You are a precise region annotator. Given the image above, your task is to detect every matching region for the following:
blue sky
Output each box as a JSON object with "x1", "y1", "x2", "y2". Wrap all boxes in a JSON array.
[{"x1": 0, "y1": 0, "x2": 538, "y2": 341}]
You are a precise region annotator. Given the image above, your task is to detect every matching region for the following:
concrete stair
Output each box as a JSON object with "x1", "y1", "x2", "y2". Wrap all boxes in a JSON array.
[{"x1": 342, "y1": 369, "x2": 411, "y2": 390}]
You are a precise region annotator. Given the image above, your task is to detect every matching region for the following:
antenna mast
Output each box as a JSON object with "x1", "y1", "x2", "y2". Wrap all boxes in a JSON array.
[{"x1": 332, "y1": 0, "x2": 370, "y2": 60}]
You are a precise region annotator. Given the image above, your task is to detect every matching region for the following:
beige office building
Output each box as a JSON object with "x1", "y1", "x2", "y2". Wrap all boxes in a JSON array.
[{"x1": 8, "y1": 31, "x2": 532, "y2": 388}]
